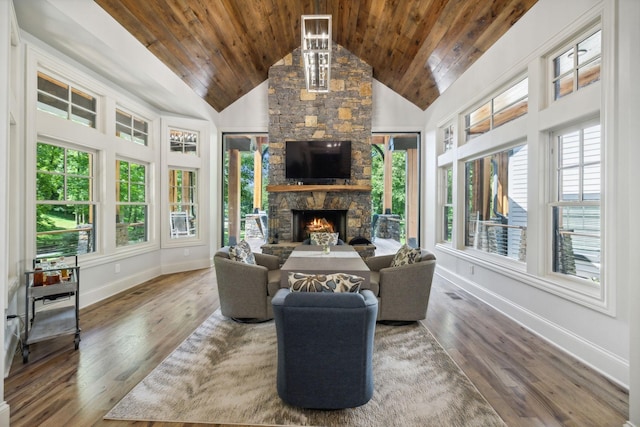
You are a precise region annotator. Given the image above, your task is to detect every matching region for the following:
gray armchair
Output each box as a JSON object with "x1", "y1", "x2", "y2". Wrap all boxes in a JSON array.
[
  {"x1": 272, "y1": 288, "x2": 378, "y2": 409},
  {"x1": 213, "y1": 247, "x2": 282, "y2": 322},
  {"x1": 364, "y1": 249, "x2": 436, "y2": 322}
]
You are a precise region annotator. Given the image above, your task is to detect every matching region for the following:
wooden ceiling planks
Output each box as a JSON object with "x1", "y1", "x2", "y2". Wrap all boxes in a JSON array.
[{"x1": 95, "y1": 0, "x2": 538, "y2": 112}]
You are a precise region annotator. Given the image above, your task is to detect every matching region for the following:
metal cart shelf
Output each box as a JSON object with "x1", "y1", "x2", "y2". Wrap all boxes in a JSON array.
[{"x1": 23, "y1": 262, "x2": 80, "y2": 363}]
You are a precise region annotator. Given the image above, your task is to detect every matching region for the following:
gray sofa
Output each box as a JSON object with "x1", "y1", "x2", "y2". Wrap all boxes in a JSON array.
[
  {"x1": 213, "y1": 246, "x2": 282, "y2": 321},
  {"x1": 364, "y1": 249, "x2": 436, "y2": 322},
  {"x1": 272, "y1": 288, "x2": 378, "y2": 409}
]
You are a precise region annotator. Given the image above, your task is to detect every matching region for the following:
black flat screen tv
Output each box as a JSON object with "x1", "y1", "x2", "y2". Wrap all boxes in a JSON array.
[{"x1": 285, "y1": 140, "x2": 351, "y2": 183}]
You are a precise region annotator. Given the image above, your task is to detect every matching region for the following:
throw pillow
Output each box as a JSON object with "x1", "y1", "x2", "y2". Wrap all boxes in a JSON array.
[
  {"x1": 288, "y1": 272, "x2": 363, "y2": 293},
  {"x1": 310, "y1": 232, "x2": 339, "y2": 246},
  {"x1": 229, "y1": 240, "x2": 256, "y2": 265},
  {"x1": 391, "y1": 244, "x2": 421, "y2": 267}
]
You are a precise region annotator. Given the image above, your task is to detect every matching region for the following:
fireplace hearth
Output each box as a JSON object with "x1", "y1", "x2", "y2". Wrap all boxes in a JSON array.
[{"x1": 292, "y1": 209, "x2": 347, "y2": 242}]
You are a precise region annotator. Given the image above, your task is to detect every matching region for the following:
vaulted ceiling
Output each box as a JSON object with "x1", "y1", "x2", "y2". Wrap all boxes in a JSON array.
[{"x1": 95, "y1": 0, "x2": 538, "y2": 112}]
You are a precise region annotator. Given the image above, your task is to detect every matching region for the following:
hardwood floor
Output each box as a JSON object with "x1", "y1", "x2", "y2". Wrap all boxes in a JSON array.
[{"x1": 5, "y1": 267, "x2": 628, "y2": 426}]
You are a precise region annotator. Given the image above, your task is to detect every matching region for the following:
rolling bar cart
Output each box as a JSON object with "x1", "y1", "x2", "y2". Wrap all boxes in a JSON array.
[{"x1": 23, "y1": 257, "x2": 81, "y2": 363}]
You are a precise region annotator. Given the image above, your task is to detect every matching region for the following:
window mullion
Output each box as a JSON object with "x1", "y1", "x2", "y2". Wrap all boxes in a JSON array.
[{"x1": 578, "y1": 128, "x2": 585, "y2": 201}]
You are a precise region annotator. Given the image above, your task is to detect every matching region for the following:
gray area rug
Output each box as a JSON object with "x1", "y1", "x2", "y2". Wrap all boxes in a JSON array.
[{"x1": 105, "y1": 310, "x2": 505, "y2": 426}]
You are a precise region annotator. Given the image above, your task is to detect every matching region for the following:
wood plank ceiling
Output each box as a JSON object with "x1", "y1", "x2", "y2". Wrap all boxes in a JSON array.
[{"x1": 95, "y1": 0, "x2": 538, "y2": 112}]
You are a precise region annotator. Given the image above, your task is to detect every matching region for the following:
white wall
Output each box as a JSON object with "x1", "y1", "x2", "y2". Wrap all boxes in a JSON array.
[
  {"x1": 218, "y1": 78, "x2": 425, "y2": 133},
  {"x1": 219, "y1": 81, "x2": 269, "y2": 132},
  {"x1": 423, "y1": 0, "x2": 631, "y2": 390},
  {"x1": 371, "y1": 80, "x2": 425, "y2": 132},
  {"x1": 0, "y1": 0, "x2": 15, "y2": 424},
  {"x1": 618, "y1": 0, "x2": 640, "y2": 423}
]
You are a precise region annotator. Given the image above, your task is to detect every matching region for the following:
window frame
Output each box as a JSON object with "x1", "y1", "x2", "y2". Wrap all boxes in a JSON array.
[
  {"x1": 115, "y1": 158, "x2": 149, "y2": 248},
  {"x1": 37, "y1": 71, "x2": 98, "y2": 128},
  {"x1": 441, "y1": 166, "x2": 453, "y2": 244},
  {"x1": 548, "y1": 119, "x2": 602, "y2": 290},
  {"x1": 548, "y1": 25, "x2": 602, "y2": 103},
  {"x1": 443, "y1": 123, "x2": 454, "y2": 152},
  {"x1": 168, "y1": 168, "x2": 199, "y2": 240},
  {"x1": 464, "y1": 76, "x2": 529, "y2": 142},
  {"x1": 35, "y1": 140, "x2": 98, "y2": 257},
  {"x1": 462, "y1": 142, "x2": 528, "y2": 263},
  {"x1": 169, "y1": 127, "x2": 199, "y2": 156},
  {"x1": 116, "y1": 107, "x2": 150, "y2": 146}
]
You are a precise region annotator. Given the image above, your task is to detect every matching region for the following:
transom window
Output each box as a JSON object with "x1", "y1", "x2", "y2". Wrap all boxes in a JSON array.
[
  {"x1": 116, "y1": 109, "x2": 149, "y2": 146},
  {"x1": 443, "y1": 124, "x2": 454, "y2": 152},
  {"x1": 551, "y1": 122, "x2": 601, "y2": 284},
  {"x1": 116, "y1": 160, "x2": 148, "y2": 247},
  {"x1": 36, "y1": 142, "x2": 96, "y2": 256},
  {"x1": 37, "y1": 72, "x2": 97, "y2": 128},
  {"x1": 551, "y1": 29, "x2": 601, "y2": 100},
  {"x1": 169, "y1": 128, "x2": 198, "y2": 155},
  {"x1": 465, "y1": 78, "x2": 528, "y2": 141},
  {"x1": 169, "y1": 169, "x2": 198, "y2": 238}
]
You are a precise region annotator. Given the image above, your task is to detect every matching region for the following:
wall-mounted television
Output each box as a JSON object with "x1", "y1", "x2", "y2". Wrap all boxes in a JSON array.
[{"x1": 285, "y1": 140, "x2": 351, "y2": 183}]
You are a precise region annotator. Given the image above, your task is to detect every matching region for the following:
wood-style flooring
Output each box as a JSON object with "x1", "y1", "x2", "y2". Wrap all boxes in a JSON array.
[{"x1": 5, "y1": 266, "x2": 628, "y2": 426}]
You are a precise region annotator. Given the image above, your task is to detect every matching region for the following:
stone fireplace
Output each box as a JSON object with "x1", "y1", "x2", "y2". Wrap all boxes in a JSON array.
[
  {"x1": 291, "y1": 209, "x2": 347, "y2": 242},
  {"x1": 266, "y1": 43, "x2": 373, "y2": 247}
]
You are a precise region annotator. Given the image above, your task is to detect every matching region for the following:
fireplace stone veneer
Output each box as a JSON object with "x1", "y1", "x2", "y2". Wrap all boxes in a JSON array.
[
  {"x1": 267, "y1": 43, "x2": 373, "y2": 245},
  {"x1": 268, "y1": 190, "x2": 371, "y2": 243}
]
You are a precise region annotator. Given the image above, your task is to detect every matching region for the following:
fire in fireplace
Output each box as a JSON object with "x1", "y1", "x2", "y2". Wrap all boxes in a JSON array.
[
  {"x1": 292, "y1": 209, "x2": 348, "y2": 242},
  {"x1": 307, "y1": 217, "x2": 335, "y2": 233}
]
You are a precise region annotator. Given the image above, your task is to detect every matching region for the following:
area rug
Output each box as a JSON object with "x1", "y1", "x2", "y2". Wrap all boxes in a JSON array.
[{"x1": 105, "y1": 309, "x2": 505, "y2": 426}]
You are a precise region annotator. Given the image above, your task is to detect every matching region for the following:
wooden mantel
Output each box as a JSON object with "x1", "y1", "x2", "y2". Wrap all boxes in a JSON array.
[{"x1": 266, "y1": 184, "x2": 371, "y2": 193}]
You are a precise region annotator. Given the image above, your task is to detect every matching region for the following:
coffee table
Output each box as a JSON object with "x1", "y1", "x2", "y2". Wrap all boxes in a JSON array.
[{"x1": 280, "y1": 245, "x2": 370, "y2": 288}]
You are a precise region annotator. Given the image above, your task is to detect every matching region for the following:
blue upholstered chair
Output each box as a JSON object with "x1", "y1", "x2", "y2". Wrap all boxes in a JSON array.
[{"x1": 271, "y1": 288, "x2": 378, "y2": 409}]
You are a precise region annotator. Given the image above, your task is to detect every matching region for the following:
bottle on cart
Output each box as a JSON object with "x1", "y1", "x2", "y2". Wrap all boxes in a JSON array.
[
  {"x1": 33, "y1": 261, "x2": 44, "y2": 286},
  {"x1": 58, "y1": 257, "x2": 70, "y2": 281}
]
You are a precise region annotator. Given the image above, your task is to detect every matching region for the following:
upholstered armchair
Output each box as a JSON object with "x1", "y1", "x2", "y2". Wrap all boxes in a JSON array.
[
  {"x1": 213, "y1": 247, "x2": 282, "y2": 322},
  {"x1": 364, "y1": 249, "x2": 436, "y2": 322},
  {"x1": 272, "y1": 288, "x2": 378, "y2": 409}
]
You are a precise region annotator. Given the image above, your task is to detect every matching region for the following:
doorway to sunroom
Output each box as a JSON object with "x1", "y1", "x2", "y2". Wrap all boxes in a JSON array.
[
  {"x1": 221, "y1": 133, "x2": 269, "y2": 250},
  {"x1": 371, "y1": 133, "x2": 421, "y2": 251}
]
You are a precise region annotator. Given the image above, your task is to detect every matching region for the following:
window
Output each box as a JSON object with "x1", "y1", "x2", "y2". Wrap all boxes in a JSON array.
[
  {"x1": 551, "y1": 29, "x2": 601, "y2": 100},
  {"x1": 443, "y1": 124, "x2": 454, "y2": 152},
  {"x1": 442, "y1": 167, "x2": 453, "y2": 243},
  {"x1": 169, "y1": 128, "x2": 198, "y2": 155},
  {"x1": 116, "y1": 109, "x2": 148, "y2": 145},
  {"x1": 465, "y1": 144, "x2": 528, "y2": 261},
  {"x1": 37, "y1": 72, "x2": 97, "y2": 128},
  {"x1": 465, "y1": 78, "x2": 528, "y2": 141},
  {"x1": 36, "y1": 142, "x2": 95, "y2": 256},
  {"x1": 116, "y1": 160, "x2": 148, "y2": 247},
  {"x1": 551, "y1": 123, "x2": 601, "y2": 284},
  {"x1": 169, "y1": 169, "x2": 197, "y2": 238}
]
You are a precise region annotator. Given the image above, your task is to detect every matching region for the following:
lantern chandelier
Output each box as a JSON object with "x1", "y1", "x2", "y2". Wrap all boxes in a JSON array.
[{"x1": 301, "y1": 14, "x2": 332, "y2": 92}]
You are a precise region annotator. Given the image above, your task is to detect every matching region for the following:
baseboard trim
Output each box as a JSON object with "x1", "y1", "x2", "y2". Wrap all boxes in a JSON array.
[
  {"x1": 160, "y1": 258, "x2": 212, "y2": 275},
  {"x1": 80, "y1": 265, "x2": 162, "y2": 309},
  {"x1": 436, "y1": 267, "x2": 629, "y2": 389},
  {"x1": 0, "y1": 401, "x2": 9, "y2": 427},
  {"x1": 80, "y1": 259, "x2": 212, "y2": 309},
  {"x1": 4, "y1": 317, "x2": 20, "y2": 378}
]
